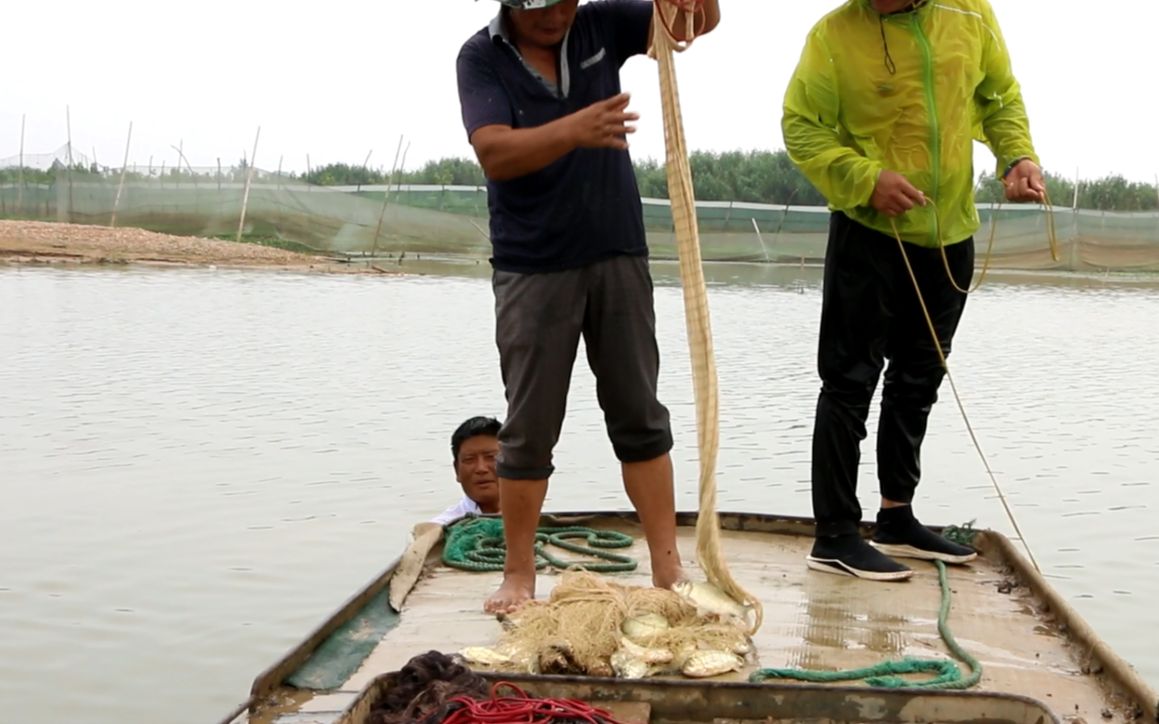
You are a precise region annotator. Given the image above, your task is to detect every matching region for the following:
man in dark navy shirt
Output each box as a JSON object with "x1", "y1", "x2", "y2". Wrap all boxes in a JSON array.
[{"x1": 456, "y1": 0, "x2": 720, "y2": 614}]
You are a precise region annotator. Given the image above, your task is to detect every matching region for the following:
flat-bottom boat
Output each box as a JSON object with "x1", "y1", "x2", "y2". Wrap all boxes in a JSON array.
[{"x1": 219, "y1": 511, "x2": 1157, "y2": 724}]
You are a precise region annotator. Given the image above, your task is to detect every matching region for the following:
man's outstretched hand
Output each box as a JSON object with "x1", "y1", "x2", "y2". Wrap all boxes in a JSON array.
[{"x1": 567, "y1": 93, "x2": 637, "y2": 151}]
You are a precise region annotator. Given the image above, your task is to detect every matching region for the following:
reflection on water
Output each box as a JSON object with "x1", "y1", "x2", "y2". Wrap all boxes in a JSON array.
[{"x1": 0, "y1": 262, "x2": 1156, "y2": 723}]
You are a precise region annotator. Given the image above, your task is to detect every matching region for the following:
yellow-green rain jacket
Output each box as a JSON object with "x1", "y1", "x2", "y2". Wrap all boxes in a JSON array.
[{"x1": 782, "y1": 0, "x2": 1038, "y2": 247}]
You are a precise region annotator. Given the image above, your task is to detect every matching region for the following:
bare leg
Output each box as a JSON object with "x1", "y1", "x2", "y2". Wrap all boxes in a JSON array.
[
  {"x1": 622, "y1": 453, "x2": 685, "y2": 589},
  {"x1": 483, "y1": 478, "x2": 547, "y2": 615}
]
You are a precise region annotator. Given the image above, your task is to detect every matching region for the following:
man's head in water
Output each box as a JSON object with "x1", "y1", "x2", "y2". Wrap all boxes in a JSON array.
[{"x1": 451, "y1": 416, "x2": 501, "y2": 513}]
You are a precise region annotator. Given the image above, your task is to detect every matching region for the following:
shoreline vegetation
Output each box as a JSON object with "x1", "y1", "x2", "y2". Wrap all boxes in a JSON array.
[
  {"x1": 5, "y1": 220, "x2": 1159, "y2": 292},
  {"x1": 2, "y1": 149, "x2": 1156, "y2": 275},
  {"x1": 2, "y1": 149, "x2": 1156, "y2": 211},
  {"x1": 309, "y1": 151, "x2": 1159, "y2": 212}
]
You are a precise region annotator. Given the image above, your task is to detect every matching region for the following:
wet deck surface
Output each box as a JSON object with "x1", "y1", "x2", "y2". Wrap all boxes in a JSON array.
[{"x1": 245, "y1": 518, "x2": 1136, "y2": 723}]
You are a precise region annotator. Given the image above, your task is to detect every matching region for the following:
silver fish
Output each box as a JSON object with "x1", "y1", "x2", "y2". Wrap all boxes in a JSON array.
[
  {"x1": 681, "y1": 649, "x2": 744, "y2": 678},
  {"x1": 672, "y1": 580, "x2": 752, "y2": 621},
  {"x1": 619, "y1": 636, "x2": 674, "y2": 664},
  {"x1": 610, "y1": 650, "x2": 651, "y2": 679},
  {"x1": 622, "y1": 612, "x2": 669, "y2": 641},
  {"x1": 459, "y1": 646, "x2": 512, "y2": 666}
]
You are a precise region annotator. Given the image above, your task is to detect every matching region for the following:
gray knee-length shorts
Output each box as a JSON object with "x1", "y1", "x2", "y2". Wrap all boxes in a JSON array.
[{"x1": 491, "y1": 254, "x2": 673, "y2": 480}]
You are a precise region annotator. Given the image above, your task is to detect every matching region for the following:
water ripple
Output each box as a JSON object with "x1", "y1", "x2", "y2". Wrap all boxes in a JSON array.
[{"x1": 1, "y1": 264, "x2": 1157, "y2": 723}]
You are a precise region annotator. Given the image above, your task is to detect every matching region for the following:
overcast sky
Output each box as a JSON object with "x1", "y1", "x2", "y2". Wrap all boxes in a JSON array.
[{"x1": 3, "y1": 0, "x2": 1156, "y2": 185}]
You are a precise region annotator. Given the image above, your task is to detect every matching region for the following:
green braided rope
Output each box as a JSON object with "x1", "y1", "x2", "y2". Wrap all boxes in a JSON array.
[
  {"x1": 442, "y1": 517, "x2": 638, "y2": 573},
  {"x1": 942, "y1": 519, "x2": 978, "y2": 547},
  {"x1": 749, "y1": 558, "x2": 982, "y2": 690}
]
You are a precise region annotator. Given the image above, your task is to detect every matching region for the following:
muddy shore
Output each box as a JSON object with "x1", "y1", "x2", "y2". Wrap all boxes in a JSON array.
[{"x1": 0, "y1": 220, "x2": 398, "y2": 275}]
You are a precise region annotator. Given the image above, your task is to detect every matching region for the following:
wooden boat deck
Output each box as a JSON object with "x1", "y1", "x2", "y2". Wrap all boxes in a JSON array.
[{"x1": 227, "y1": 512, "x2": 1156, "y2": 724}]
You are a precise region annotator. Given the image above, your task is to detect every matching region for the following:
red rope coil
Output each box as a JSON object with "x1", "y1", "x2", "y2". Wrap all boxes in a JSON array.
[{"x1": 441, "y1": 681, "x2": 626, "y2": 723}]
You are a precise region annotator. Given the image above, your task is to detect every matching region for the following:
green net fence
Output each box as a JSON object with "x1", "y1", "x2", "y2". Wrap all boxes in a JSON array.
[{"x1": 2, "y1": 165, "x2": 1158, "y2": 270}]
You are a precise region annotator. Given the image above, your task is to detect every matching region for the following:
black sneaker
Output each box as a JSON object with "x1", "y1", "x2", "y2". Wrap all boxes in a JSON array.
[
  {"x1": 806, "y1": 533, "x2": 913, "y2": 581},
  {"x1": 870, "y1": 507, "x2": 978, "y2": 564}
]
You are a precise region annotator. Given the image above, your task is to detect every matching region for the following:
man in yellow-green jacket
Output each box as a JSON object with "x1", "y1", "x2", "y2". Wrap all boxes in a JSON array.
[{"x1": 782, "y1": 0, "x2": 1044, "y2": 581}]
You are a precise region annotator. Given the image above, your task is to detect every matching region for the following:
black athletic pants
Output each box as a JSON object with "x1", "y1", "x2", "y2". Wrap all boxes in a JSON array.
[{"x1": 812, "y1": 211, "x2": 974, "y2": 538}]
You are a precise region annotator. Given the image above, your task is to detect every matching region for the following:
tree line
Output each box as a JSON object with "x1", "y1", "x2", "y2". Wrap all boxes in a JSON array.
[
  {"x1": 0, "y1": 159, "x2": 257, "y2": 185},
  {"x1": 297, "y1": 151, "x2": 1158, "y2": 212},
  {"x1": 5, "y1": 150, "x2": 1154, "y2": 211}
]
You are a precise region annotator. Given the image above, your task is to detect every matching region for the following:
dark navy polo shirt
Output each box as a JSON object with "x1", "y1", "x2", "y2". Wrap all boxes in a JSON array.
[{"x1": 456, "y1": 0, "x2": 653, "y2": 274}]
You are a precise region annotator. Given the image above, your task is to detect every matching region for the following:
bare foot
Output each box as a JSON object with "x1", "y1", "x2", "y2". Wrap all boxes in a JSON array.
[
  {"x1": 652, "y1": 560, "x2": 687, "y2": 591},
  {"x1": 483, "y1": 573, "x2": 535, "y2": 615}
]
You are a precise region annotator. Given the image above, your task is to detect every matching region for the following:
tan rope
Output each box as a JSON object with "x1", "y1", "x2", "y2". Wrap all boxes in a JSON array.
[
  {"x1": 889, "y1": 198, "x2": 1045, "y2": 573},
  {"x1": 934, "y1": 189, "x2": 1062, "y2": 295},
  {"x1": 887, "y1": 178, "x2": 1060, "y2": 574},
  {"x1": 648, "y1": 0, "x2": 763, "y2": 635}
]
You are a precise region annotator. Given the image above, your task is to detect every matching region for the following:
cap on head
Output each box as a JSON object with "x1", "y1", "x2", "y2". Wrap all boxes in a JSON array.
[{"x1": 490, "y1": 0, "x2": 565, "y2": 8}]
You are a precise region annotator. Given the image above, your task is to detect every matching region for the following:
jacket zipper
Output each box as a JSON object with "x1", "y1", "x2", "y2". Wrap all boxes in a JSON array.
[{"x1": 912, "y1": 13, "x2": 940, "y2": 245}]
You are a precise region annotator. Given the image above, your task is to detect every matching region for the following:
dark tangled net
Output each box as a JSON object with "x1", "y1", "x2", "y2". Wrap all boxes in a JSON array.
[{"x1": 368, "y1": 650, "x2": 491, "y2": 724}]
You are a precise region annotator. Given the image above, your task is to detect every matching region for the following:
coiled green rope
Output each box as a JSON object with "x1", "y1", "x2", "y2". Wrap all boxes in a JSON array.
[
  {"x1": 442, "y1": 517, "x2": 638, "y2": 573},
  {"x1": 749, "y1": 525, "x2": 982, "y2": 690}
]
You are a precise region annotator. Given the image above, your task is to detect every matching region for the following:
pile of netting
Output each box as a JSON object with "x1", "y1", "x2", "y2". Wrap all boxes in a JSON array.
[
  {"x1": 367, "y1": 650, "x2": 490, "y2": 724},
  {"x1": 367, "y1": 651, "x2": 627, "y2": 723},
  {"x1": 460, "y1": 570, "x2": 754, "y2": 680}
]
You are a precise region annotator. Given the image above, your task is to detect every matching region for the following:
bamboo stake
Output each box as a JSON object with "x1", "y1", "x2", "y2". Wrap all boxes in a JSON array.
[
  {"x1": 750, "y1": 218, "x2": 770, "y2": 263},
  {"x1": 469, "y1": 219, "x2": 490, "y2": 241},
  {"x1": 16, "y1": 114, "x2": 25, "y2": 216},
  {"x1": 65, "y1": 105, "x2": 74, "y2": 221},
  {"x1": 370, "y1": 135, "x2": 405, "y2": 259},
  {"x1": 110, "y1": 121, "x2": 133, "y2": 227},
  {"x1": 398, "y1": 142, "x2": 410, "y2": 177},
  {"x1": 358, "y1": 148, "x2": 373, "y2": 192},
  {"x1": 171, "y1": 140, "x2": 197, "y2": 186},
  {"x1": 236, "y1": 126, "x2": 261, "y2": 243}
]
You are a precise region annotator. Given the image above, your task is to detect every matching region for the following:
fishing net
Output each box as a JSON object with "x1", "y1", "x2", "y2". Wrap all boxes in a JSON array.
[
  {"x1": 368, "y1": 650, "x2": 491, "y2": 724},
  {"x1": 367, "y1": 651, "x2": 627, "y2": 723},
  {"x1": 474, "y1": 570, "x2": 752, "y2": 679}
]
